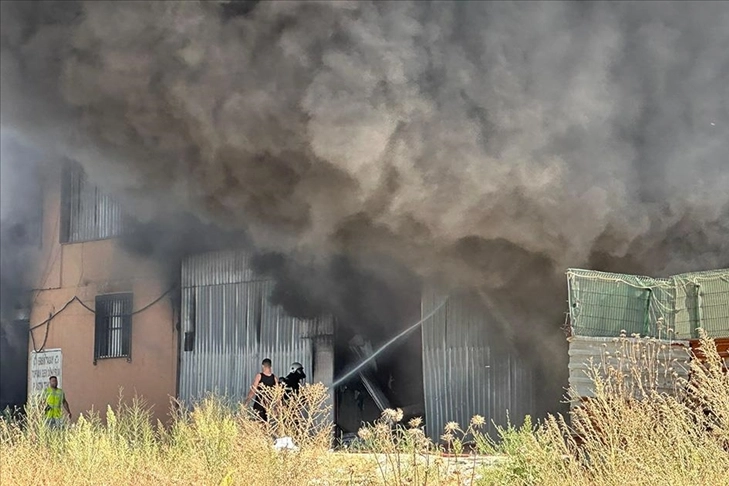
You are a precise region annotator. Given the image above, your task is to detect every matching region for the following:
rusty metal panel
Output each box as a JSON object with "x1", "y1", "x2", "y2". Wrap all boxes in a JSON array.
[
  {"x1": 179, "y1": 250, "x2": 330, "y2": 406},
  {"x1": 421, "y1": 287, "x2": 537, "y2": 441},
  {"x1": 690, "y1": 337, "x2": 729, "y2": 371},
  {"x1": 567, "y1": 335, "x2": 691, "y2": 405}
]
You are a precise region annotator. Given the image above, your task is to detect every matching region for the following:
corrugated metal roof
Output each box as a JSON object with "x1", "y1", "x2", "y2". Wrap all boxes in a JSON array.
[
  {"x1": 421, "y1": 288, "x2": 537, "y2": 441},
  {"x1": 179, "y1": 250, "x2": 332, "y2": 406},
  {"x1": 567, "y1": 268, "x2": 729, "y2": 339},
  {"x1": 567, "y1": 335, "x2": 691, "y2": 405}
]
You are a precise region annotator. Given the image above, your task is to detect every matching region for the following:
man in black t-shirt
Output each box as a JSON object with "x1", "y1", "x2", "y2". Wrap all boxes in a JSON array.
[{"x1": 244, "y1": 358, "x2": 278, "y2": 421}]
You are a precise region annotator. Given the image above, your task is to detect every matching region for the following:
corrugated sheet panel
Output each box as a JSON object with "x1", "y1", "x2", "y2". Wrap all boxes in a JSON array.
[
  {"x1": 61, "y1": 162, "x2": 125, "y2": 242},
  {"x1": 179, "y1": 250, "x2": 332, "y2": 406},
  {"x1": 567, "y1": 336, "x2": 691, "y2": 405},
  {"x1": 181, "y1": 250, "x2": 261, "y2": 288},
  {"x1": 567, "y1": 268, "x2": 729, "y2": 339},
  {"x1": 421, "y1": 288, "x2": 537, "y2": 441}
]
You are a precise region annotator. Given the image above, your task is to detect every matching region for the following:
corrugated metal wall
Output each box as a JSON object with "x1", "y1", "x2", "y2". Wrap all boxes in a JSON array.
[
  {"x1": 421, "y1": 288, "x2": 537, "y2": 441},
  {"x1": 567, "y1": 336, "x2": 691, "y2": 405},
  {"x1": 179, "y1": 250, "x2": 332, "y2": 405}
]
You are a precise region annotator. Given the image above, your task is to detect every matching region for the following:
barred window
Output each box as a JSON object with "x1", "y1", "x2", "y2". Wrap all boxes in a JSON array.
[
  {"x1": 60, "y1": 162, "x2": 125, "y2": 243},
  {"x1": 94, "y1": 294, "x2": 133, "y2": 363}
]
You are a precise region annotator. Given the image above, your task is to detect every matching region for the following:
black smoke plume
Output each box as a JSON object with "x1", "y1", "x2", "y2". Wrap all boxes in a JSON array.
[
  {"x1": 0, "y1": 135, "x2": 44, "y2": 410},
  {"x1": 2, "y1": 1, "x2": 728, "y2": 413}
]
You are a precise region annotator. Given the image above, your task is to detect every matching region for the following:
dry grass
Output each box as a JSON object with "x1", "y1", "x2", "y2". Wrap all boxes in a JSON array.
[
  {"x1": 353, "y1": 330, "x2": 729, "y2": 485},
  {"x1": 1, "y1": 383, "x2": 373, "y2": 486},
  {"x1": 2, "y1": 332, "x2": 727, "y2": 485},
  {"x1": 475, "y1": 330, "x2": 729, "y2": 486}
]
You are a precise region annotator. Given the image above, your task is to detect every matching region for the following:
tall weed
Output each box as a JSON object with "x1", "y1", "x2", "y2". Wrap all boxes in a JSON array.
[{"x1": 2, "y1": 334, "x2": 727, "y2": 485}]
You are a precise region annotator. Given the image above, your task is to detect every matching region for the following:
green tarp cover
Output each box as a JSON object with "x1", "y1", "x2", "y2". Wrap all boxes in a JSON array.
[{"x1": 567, "y1": 268, "x2": 729, "y2": 339}]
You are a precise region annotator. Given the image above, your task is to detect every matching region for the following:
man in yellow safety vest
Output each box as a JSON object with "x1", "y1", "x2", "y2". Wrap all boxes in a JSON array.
[{"x1": 44, "y1": 376, "x2": 71, "y2": 428}]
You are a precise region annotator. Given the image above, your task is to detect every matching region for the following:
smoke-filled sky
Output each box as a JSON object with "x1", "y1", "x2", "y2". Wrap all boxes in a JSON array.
[{"x1": 1, "y1": 1, "x2": 728, "y2": 382}]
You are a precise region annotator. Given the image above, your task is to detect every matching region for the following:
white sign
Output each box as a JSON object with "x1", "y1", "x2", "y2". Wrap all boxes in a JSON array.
[{"x1": 28, "y1": 348, "x2": 62, "y2": 396}]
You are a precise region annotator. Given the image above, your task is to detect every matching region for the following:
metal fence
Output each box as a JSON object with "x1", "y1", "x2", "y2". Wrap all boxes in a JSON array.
[{"x1": 567, "y1": 268, "x2": 729, "y2": 339}]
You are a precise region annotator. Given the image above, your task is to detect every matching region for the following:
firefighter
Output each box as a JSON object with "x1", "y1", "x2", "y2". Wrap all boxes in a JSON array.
[{"x1": 281, "y1": 362, "x2": 306, "y2": 400}]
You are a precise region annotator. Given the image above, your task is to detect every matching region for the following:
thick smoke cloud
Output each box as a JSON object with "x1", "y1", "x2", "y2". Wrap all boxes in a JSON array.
[
  {"x1": 2, "y1": 1, "x2": 729, "y2": 409},
  {"x1": 0, "y1": 135, "x2": 43, "y2": 410},
  {"x1": 0, "y1": 136, "x2": 43, "y2": 322}
]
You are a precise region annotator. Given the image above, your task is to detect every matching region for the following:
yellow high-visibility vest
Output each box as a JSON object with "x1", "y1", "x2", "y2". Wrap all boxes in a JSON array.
[{"x1": 44, "y1": 387, "x2": 65, "y2": 419}]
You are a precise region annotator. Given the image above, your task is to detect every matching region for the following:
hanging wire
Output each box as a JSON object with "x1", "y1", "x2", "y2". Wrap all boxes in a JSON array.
[{"x1": 28, "y1": 285, "x2": 177, "y2": 353}]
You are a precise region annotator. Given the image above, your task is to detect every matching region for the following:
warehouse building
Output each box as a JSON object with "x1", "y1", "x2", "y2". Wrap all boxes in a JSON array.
[
  {"x1": 19, "y1": 162, "x2": 728, "y2": 440},
  {"x1": 18, "y1": 162, "x2": 728, "y2": 440},
  {"x1": 15, "y1": 162, "x2": 547, "y2": 440}
]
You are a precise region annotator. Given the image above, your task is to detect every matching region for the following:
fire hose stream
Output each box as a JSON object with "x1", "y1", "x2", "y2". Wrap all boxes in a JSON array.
[{"x1": 331, "y1": 298, "x2": 449, "y2": 389}]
